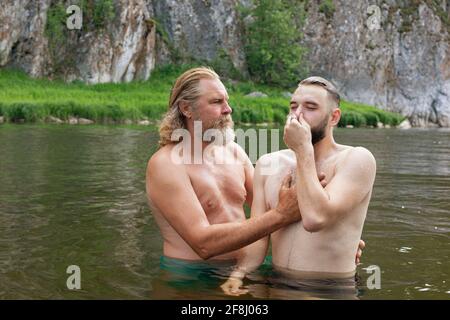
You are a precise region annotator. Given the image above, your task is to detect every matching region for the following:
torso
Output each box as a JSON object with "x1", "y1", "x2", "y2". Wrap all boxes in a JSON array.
[
  {"x1": 149, "y1": 142, "x2": 248, "y2": 261},
  {"x1": 263, "y1": 147, "x2": 370, "y2": 276}
]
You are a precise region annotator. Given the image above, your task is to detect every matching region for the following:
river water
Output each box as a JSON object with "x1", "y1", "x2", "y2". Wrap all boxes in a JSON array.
[{"x1": 0, "y1": 124, "x2": 448, "y2": 299}]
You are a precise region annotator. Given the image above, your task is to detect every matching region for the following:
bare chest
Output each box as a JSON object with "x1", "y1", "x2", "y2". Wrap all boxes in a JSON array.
[
  {"x1": 186, "y1": 162, "x2": 247, "y2": 219},
  {"x1": 264, "y1": 156, "x2": 339, "y2": 209}
]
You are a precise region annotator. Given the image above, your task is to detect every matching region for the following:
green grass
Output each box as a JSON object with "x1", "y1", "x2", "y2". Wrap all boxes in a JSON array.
[{"x1": 0, "y1": 65, "x2": 403, "y2": 127}]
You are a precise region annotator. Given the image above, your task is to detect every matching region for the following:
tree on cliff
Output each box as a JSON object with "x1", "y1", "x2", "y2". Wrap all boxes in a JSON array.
[{"x1": 243, "y1": 0, "x2": 307, "y2": 88}]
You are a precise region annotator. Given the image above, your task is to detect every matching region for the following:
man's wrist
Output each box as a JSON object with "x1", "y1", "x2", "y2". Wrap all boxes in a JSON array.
[
  {"x1": 273, "y1": 207, "x2": 291, "y2": 226},
  {"x1": 231, "y1": 267, "x2": 247, "y2": 279},
  {"x1": 295, "y1": 144, "x2": 314, "y2": 160}
]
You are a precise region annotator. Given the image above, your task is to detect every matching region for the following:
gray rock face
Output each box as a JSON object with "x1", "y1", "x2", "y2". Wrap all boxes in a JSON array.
[
  {"x1": 0, "y1": 0, "x2": 50, "y2": 77},
  {"x1": 0, "y1": 0, "x2": 157, "y2": 83},
  {"x1": 0, "y1": 0, "x2": 448, "y2": 126},
  {"x1": 301, "y1": 0, "x2": 450, "y2": 127},
  {"x1": 73, "y1": 0, "x2": 156, "y2": 84},
  {"x1": 0, "y1": 0, "x2": 244, "y2": 83},
  {"x1": 152, "y1": 0, "x2": 246, "y2": 71},
  {"x1": 76, "y1": 0, "x2": 157, "y2": 83}
]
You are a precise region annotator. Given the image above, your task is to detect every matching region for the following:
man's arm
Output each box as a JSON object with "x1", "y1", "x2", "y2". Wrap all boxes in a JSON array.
[
  {"x1": 146, "y1": 151, "x2": 299, "y2": 260},
  {"x1": 233, "y1": 142, "x2": 254, "y2": 207},
  {"x1": 221, "y1": 158, "x2": 270, "y2": 295},
  {"x1": 295, "y1": 146, "x2": 376, "y2": 232},
  {"x1": 283, "y1": 113, "x2": 376, "y2": 232}
]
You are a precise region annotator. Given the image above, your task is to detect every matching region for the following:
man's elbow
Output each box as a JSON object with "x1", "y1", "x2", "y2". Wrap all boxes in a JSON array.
[
  {"x1": 191, "y1": 235, "x2": 216, "y2": 260},
  {"x1": 195, "y1": 245, "x2": 214, "y2": 260},
  {"x1": 302, "y1": 216, "x2": 327, "y2": 232}
]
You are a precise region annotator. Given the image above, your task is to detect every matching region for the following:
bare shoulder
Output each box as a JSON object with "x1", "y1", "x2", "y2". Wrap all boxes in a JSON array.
[
  {"x1": 255, "y1": 149, "x2": 296, "y2": 181},
  {"x1": 228, "y1": 141, "x2": 251, "y2": 162},
  {"x1": 256, "y1": 149, "x2": 295, "y2": 166},
  {"x1": 228, "y1": 141, "x2": 245, "y2": 153},
  {"x1": 348, "y1": 146, "x2": 376, "y2": 165},
  {"x1": 337, "y1": 145, "x2": 376, "y2": 173},
  {"x1": 147, "y1": 144, "x2": 182, "y2": 176}
]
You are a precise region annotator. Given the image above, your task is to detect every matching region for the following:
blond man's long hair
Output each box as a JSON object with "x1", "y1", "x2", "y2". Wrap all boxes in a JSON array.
[{"x1": 158, "y1": 67, "x2": 220, "y2": 147}]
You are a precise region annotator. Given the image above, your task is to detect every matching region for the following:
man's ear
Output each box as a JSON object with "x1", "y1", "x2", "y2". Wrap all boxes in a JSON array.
[
  {"x1": 330, "y1": 108, "x2": 341, "y2": 127},
  {"x1": 179, "y1": 100, "x2": 192, "y2": 119}
]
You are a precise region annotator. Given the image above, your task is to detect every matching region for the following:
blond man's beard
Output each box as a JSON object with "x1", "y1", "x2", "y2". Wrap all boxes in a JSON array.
[
  {"x1": 193, "y1": 112, "x2": 235, "y2": 145},
  {"x1": 211, "y1": 115, "x2": 235, "y2": 145}
]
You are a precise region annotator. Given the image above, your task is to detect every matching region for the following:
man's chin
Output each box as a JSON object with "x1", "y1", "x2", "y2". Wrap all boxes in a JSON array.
[
  {"x1": 203, "y1": 126, "x2": 234, "y2": 146},
  {"x1": 223, "y1": 127, "x2": 236, "y2": 144},
  {"x1": 214, "y1": 127, "x2": 235, "y2": 145}
]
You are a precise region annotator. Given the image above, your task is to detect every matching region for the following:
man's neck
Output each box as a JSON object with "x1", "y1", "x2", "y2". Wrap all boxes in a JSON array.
[
  {"x1": 188, "y1": 129, "x2": 212, "y2": 154},
  {"x1": 313, "y1": 133, "x2": 337, "y2": 163}
]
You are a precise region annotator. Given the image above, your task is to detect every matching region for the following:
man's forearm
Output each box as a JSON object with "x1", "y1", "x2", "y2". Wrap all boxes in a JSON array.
[
  {"x1": 295, "y1": 148, "x2": 331, "y2": 227},
  {"x1": 197, "y1": 209, "x2": 285, "y2": 260},
  {"x1": 230, "y1": 238, "x2": 268, "y2": 279}
]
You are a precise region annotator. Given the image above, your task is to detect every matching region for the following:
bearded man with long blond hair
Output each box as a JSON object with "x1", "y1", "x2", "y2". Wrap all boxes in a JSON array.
[{"x1": 146, "y1": 67, "x2": 301, "y2": 265}]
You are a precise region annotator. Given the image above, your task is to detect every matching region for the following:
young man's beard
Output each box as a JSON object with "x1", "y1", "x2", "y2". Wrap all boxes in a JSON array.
[{"x1": 310, "y1": 115, "x2": 329, "y2": 145}]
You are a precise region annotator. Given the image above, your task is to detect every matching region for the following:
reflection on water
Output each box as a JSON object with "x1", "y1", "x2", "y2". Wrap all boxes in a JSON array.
[
  {"x1": 151, "y1": 263, "x2": 360, "y2": 300},
  {"x1": 0, "y1": 125, "x2": 449, "y2": 299}
]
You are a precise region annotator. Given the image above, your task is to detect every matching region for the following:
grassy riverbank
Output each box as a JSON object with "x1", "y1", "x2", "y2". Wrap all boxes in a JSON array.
[{"x1": 0, "y1": 65, "x2": 404, "y2": 127}]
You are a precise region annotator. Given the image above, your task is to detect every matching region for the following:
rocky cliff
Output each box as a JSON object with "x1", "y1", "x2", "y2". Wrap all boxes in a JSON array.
[
  {"x1": 301, "y1": 0, "x2": 450, "y2": 127},
  {"x1": 0, "y1": 0, "x2": 449, "y2": 126},
  {"x1": 0, "y1": 0, "x2": 245, "y2": 82}
]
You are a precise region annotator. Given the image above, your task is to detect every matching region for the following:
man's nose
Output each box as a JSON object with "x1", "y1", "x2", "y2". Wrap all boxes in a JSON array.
[
  {"x1": 222, "y1": 102, "x2": 232, "y2": 114},
  {"x1": 292, "y1": 106, "x2": 302, "y2": 117}
]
